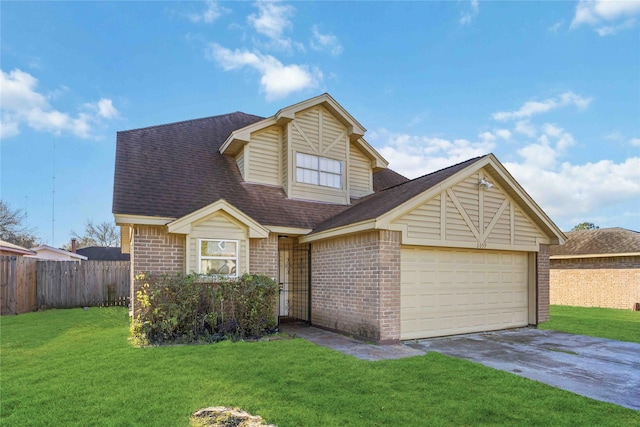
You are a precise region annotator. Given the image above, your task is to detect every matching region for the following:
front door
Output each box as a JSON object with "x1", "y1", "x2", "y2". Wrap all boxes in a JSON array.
[
  {"x1": 278, "y1": 240, "x2": 310, "y2": 322},
  {"x1": 279, "y1": 249, "x2": 290, "y2": 316}
]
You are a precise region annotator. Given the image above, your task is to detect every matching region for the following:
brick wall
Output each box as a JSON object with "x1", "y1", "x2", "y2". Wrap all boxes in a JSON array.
[
  {"x1": 131, "y1": 225, "x2": 185, "y2": 314},
  {"x1": 537, "y1": 244, "x2": 550, "y2": 322},
  {"x1": 249, "y1": 234, "x2": 278, "y2": 279},
  {"x1": 550, "y1": 256, "x2": 640, "y2": 310},
  {"x1": 311, "y1": 230, "x2": 401, "y2": 343}
]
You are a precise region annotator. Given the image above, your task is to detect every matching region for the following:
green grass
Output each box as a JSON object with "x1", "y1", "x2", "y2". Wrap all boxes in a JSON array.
[
  {"x1": 539, "y1": 305, "x2": 640, "y2": 343},
  {"x1": 1, "y1": 308, "x2": 638, "y2": 426}
]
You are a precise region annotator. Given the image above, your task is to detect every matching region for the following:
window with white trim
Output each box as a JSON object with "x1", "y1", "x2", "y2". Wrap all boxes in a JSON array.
[
  {"x1": 198, "y1": 239, "x2": 238, "y2": 277},
  {"x1": 296, "y1": 153, "x2": 342, "y2": 189}
]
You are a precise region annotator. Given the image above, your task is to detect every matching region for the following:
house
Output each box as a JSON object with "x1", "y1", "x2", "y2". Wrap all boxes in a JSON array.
[
  {"x1": 550, "y1": 228, "x2": 640, "y2": 310},
  {"x1": 0, "y1": 240, "x2": 36, "y2": 256},
  {"x1": 76, "y1": 246, "x2": 130, "y2": 261},
  {"x1": 113, "y1": 93, "x2": 565, "y2": 343},
  {"x1": 26, "y1": 245, "x2": 88, "y2": 261}
]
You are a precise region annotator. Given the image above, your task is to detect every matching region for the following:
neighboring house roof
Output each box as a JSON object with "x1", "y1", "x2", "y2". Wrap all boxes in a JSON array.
[
  {"x1": 75, "y1": 246, "x2": 130, "y2": 261},
  {"x1": 0, "y1": 240, "x2": 37, "y2": 256},
  {"x1": 550, "y1": 227, "x2": 640, "y2": 258},
  {"x1": 113, "y1": 110, "x2": 403, "y2": 230},
  {"x1": 27, "y1": 245, "x2": 88, "y2": 261}
]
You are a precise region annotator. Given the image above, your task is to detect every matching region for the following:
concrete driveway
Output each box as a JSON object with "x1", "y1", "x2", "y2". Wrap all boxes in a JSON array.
[{"x1": 406, "y1": 328, "x2": 640, "y2": 411}]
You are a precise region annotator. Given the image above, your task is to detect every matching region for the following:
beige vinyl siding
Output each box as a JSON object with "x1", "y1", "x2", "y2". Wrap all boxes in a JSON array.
[
  {"x1": 288, "y1": 106, "x2": 349, "y2": 204},
  {"x1": 392, "y1": 196, "x2": 441, "y2": 241},
  {"x1": 236, "y1": 149, "x2": 245, "y2": 180},
  {"x1": 390, "y1": 170, "x2": 545, "y2": 251},
  {"x1": 445, "y1": 195, "x2": 476, "y2": 242},
  {"x1": 349, "y1": 143, "x2": 372, "y2": 198},
  {"x1": 513, "y1": 206, "x2": 545, "y2": 246},
  {"x1": 186, "y1": 212, "x2": 248, "y2": 274},
  {"x1": 401, "y1": 246, "x2": 529, "y2": 339},
  {"x1": 247, "y1": 126, "x2": 281, "y2": 186},
  {"x1": 452, "y1": 175, "x2": 480, "y2": 231}
]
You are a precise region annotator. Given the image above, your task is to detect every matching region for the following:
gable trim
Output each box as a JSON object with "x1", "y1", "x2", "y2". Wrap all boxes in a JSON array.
[{"x1": 167, "y1": 199, "x2": 269, "y2": 238}]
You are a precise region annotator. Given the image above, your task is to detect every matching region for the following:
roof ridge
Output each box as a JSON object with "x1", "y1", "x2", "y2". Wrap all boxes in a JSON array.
[
  {"x1": 374, "y1": 155, "x2": 486, "y2": 194},
  {"x1": 117, "y1": 111, "x2": 265, "y2": 134}
]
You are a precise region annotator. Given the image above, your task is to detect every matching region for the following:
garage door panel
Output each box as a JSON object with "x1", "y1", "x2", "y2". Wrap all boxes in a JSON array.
[{"x1": 401, "y1": 247, "x2": 529, "y2": 340}]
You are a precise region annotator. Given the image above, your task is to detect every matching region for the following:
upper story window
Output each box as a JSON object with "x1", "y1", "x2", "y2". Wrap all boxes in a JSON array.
[
  {"x1": 296, "y1": 153, "x2": 342, "y2": 189},
  {"x1": 199, "y1": 239, "x2": 238, "y2": 277}
]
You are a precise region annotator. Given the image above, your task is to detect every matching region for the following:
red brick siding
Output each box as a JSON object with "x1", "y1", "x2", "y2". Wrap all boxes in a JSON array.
[
  {"x1": 537, "y1": 244, "x2": 550, "y2": 322},
  {"x1": 249, "y1": 234, "x2": 278, "y2": 279},
  {"x1": 550, "y1": 256, "x2": 640, "y2": 309},
  {"x1": 311, "y1": 230, "x2": 401, "y2": 343}
]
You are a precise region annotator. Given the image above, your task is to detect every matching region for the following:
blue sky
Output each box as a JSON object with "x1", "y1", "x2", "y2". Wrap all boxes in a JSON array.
[{"x1": 1, "y1": 0, "x2": 639, "y2": 248}]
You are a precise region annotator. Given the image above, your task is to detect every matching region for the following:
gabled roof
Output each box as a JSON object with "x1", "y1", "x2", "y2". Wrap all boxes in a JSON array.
[
  {"x1": 28, "y1": 245, "x2": 88, "y2": 260},
  {"x1": 75, "y1": 246, "x2": 130, "y2": 261},
  {"x1": 218, "y1": 93, "x2": 388, "y2": 170},
  {"x1": 310, "y1": 157, "x2": 484, "y2": 235},
  {"x1": 113, "y1": 104, "x2": 399, "y2": 230},
  {"x1": 303, "y1": 153, "x2": 566, "y2": 245},
  {"x1": 550, "y1": 228, "x2": 640, "y2": 258},
  {"x1": 0, "y1": 240, "x2": 36, "y2": 256}
]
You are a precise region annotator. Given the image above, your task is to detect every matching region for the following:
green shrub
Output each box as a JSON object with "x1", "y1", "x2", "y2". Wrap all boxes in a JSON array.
[{"x1": 129, "y1": 273, "x2": 278, "y2": 346}]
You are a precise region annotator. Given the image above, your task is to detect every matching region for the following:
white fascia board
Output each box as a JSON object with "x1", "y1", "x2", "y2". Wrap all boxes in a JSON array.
[{"x1": 114, "y1": 214, "x2": 175, "y2": 226}]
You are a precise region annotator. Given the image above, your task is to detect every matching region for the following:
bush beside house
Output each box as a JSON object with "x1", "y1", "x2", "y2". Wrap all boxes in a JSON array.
[{"x1": 130, "y1": 273, "x2": 278, "y2": 346}]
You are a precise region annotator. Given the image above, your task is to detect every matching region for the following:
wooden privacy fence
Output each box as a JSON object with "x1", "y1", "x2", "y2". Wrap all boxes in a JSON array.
[
  {"x1": 0, "y1": 257, "x2": 130, "y2": 315},
  {"x1": 0, "y1": 256, "x2": 37, "y2": 315}
]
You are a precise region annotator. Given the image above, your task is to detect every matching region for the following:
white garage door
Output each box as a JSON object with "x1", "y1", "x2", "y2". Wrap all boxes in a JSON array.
[{"x1": 401, "y1": 246, "x2": 529, "y2": 340}]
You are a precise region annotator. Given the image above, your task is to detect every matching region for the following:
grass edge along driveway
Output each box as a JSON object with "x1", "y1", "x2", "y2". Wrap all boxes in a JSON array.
[
  {"x1": 1, "y1": 307, "x2": 639, "y2": 426},
  {"x1": 539, "y1": 305, "x2": 640, "y2": 343}
]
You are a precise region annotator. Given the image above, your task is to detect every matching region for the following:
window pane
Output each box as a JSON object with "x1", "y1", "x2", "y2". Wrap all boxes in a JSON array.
[
  {"x1": 201, "y1": 259, "x2": 236, "y2": 275},
  {"x1": 297, "y1": 152, "x2": 318, "y2": 170},
  {"x1": 305, "y1": 169, "x2": 318, "y2": 185},
  {"x1": 320, "y1": 172, "x2": 341, "y2": 188},
  {"x1": 201, "y1": 240, "x2": 236, "y2": 257}
]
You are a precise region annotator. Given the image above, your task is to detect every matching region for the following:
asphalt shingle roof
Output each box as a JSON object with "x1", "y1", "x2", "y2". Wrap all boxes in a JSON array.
[
  {"x1": 76, "y1": 246, "x2": 130, "y2": 261},
  {"x1": 311, "y1": 156, "x2": 484, "y2": 234},
  {"x1": 113, "y1": 111, "x2": 479, "y2": 232},
  {"x1": 550, "y1": 227, "x2": 640, "y2": 256}
]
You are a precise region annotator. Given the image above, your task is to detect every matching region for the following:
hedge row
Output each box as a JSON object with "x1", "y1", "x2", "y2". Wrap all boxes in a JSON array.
[{"x1": 129, "y1": 273, "x2": 278, "y2": 346}]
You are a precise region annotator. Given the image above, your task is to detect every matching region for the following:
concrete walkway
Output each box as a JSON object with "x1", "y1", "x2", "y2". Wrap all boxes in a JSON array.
[{"x1": 280, "y1": 324, "x2": 640, "y2": 411}]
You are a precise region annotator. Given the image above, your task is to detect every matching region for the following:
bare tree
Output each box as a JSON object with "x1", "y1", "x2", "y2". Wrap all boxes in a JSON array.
[
  {"x1": 0, "y1": 200, "x2": 40, "y2": 247},
  {"x1": 68, "y1": 220, "x2": 119, "y2": 248}
]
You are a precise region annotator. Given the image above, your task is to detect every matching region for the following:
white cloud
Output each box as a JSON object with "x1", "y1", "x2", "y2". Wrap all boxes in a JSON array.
[
  {"x1": 459, "y1": 0, "x2": 479, "y2": 25},
  {"x1": 206, "y1": 43, "x2": 321, "y2": 100},
  {"x1": 492, "y1": 91, "x2": 592, "y2": 121},
  {"x1": 595, "y1": 17, "x2": 637, "y2": 35},
  {"x1": 0, "y1": 69, "x2": 118, "y2": 139},
  {"x1": 310, "y1": 25, "x2": 343, "y2": 56},
  {"x1": 630, "y1": 138, "x2": 640, "y2": 146},
  {"x1": 248, "y1": 1, "x2": 293, "y2": 39},
  {"x1": 495, "y1": 129, "x2": 512, "y2": 140},
  {"x1": 188, "y1": 1, "x2": 229, "y2": 24},
  {"x1": 548, "y1": 20, "x2": 564, "y2": 33},
  {"x1": 571, "y1": 0, "x2": 640, "y2": 35},
  {"x1": 515, "y1": 120, "x2": 537, "y2": 137},
  {"x1": 505, "y1": 157, "x2": 640, "y2": 225},
  {"x1": 371, "y1": 128, "x2": 495, "y2": 179}
]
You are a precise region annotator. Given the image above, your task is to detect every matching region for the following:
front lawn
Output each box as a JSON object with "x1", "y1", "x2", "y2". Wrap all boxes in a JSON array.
[
  {"x1": 1, "y1": 308, "x2": 638, "y2": 426},
  {"x1": 539, "y1": 305, "x2": 640, "y2": 343}
]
